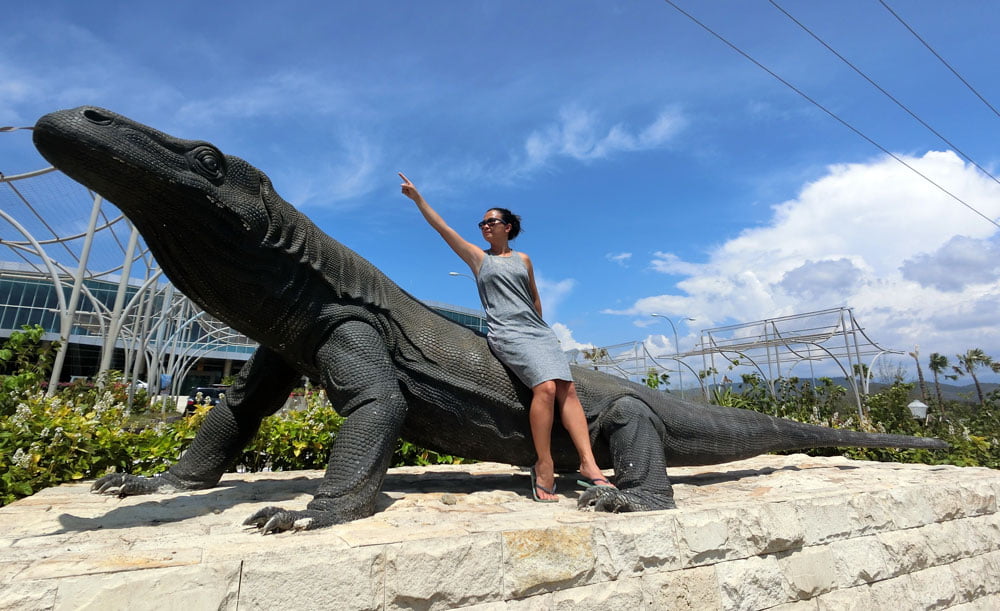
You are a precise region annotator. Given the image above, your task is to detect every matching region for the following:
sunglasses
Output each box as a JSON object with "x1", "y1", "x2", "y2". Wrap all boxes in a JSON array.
[{"x1": 478, "y1": 218, "x2": 508, "y2": 229}]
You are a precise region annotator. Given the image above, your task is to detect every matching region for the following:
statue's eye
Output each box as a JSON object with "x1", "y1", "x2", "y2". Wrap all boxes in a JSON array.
[{"x1": 187, "y1": 146, "x2": 226, "y2": 182}]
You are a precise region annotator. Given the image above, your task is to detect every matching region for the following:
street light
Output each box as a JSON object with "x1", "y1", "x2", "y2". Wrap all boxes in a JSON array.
[
  {"x1": 448, "y1": 271, "x2": 474, "y2": 281},
  {"x1": 650, "y1": 314, "x2": 695, "y2": 399}
]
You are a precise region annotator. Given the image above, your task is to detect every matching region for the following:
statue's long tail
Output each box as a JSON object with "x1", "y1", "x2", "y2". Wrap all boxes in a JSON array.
[{"x1": 655, "y1": 400, "x2": 949, "y2": 467}]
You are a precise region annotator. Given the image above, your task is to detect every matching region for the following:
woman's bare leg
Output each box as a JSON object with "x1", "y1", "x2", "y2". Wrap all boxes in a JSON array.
[
  {"x1": 529, "y1": 380, "x2": 558, "y2": 500},
  {"x1": 556, "y1": 380, "x2": 614, "y2": 485}
]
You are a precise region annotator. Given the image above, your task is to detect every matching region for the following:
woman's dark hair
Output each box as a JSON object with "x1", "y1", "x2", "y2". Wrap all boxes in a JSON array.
[{"x1": 488, "y1": 207, "x2": 522, "y2": 240}]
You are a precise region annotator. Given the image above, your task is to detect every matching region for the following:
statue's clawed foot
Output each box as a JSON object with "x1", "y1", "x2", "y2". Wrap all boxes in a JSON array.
[
  {"x1": 91, "y1": 472, "x2": 181, "y2": 497},
  {"x1": 577, "y1": 486, "x2": 676, "y2": 513},
  {"x1": 243, "y1": 506, "x2": 341, "y2": 535}
]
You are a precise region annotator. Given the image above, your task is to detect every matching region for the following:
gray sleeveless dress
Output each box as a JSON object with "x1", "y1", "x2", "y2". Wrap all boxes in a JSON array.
[{"x1": 475, "y1": 250, "x2": 573, "y2": 388}]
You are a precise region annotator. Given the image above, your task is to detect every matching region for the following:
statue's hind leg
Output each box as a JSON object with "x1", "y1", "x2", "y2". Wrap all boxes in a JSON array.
[{"x1": 579, "y1": 396, "x2": 676, "y2": 512}]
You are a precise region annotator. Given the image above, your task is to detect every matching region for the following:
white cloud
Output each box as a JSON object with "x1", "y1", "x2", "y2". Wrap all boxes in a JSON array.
[
  {"x1": 270, "y1": 128, "x2": 382, "y2": 208},
  {"x1": 518, "y1": 106, "x2": 684, "y2": 175},
  {"x1": 536, "y1": 274, "x2": 575, "y2": 322},
  {"x1": 552, "y1": 322, "x2": 595, "y2": 353},
  {"x1": 605, "y1": 151, "x2": 1000, "y2": 364},
  {"x1": 900, "y1": 234, "x2": 1000, "y2": 292},
  {"x1": 606, "y1": 252, "x2": 632, "y2": 267}
]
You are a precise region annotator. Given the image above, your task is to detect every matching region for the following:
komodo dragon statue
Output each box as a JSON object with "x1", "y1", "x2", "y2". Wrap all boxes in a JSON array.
[{"x1": 33, "y1": 106, "x2": 948, "y2": 534}]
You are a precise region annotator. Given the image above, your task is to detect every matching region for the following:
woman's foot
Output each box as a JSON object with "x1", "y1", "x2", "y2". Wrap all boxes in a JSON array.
[
  {"x1": 578, "y1": 464, "x2": 616, "y2": 489},
  {"x1": 531, "y1": 463, "x2": 559, "y2": 502}
]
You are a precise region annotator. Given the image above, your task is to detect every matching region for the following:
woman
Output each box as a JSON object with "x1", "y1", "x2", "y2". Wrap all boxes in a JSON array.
[{"x1": 399, "y1": 172, "x2": 613, "y2": 501}]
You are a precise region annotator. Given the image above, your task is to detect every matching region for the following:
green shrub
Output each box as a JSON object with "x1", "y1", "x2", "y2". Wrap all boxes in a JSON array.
[
  {"x1": 0, "y1": 325, "x2": 58, "y2": 417},
  {"x1": 0, "y1": 386, "x2": 466, "y2": 507},
  {"x1": 0, "y1": 390, "x2": 202, "y2": 505}
]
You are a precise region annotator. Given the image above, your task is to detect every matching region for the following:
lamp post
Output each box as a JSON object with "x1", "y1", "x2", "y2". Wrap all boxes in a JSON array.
[
  {"x1": 651, "y1": 314, "x2": 694, "y2": 399},
  {"x1": 448, "y1": 271, "x2": 474, "y2": 281}
]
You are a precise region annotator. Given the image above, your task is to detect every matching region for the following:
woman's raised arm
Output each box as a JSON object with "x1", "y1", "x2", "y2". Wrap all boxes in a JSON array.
[{"x1": 399, "y1": 172, "x2": 483, "y2": 272}]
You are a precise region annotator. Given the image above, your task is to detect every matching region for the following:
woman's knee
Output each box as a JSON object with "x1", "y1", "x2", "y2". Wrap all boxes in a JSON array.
[
  {"x1": 533, "y1": 380, "x2": 557, "y2": 401},
  {"x1": 554, "y1": 379, "x2": 579, "y2": 402}
]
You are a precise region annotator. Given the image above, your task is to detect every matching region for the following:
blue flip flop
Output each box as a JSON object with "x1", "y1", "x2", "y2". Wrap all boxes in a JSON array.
[
  {"x1": 577, "y1": 476, "x2": 615, "y2": 489},
  {"x1": 530, "y1": 467, "x2": 558, "y2": 503}
]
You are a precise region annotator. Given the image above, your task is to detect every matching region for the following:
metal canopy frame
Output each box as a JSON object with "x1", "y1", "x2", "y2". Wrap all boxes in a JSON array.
[
  {"x1": 1, "y1": 165, "x2": 257, "y2": 400},
  {"x1": 690, "y1": 307, "x2": 900, "y2": 416},
  {"x1": 582, "y1": 307, "x2": 899, "y2": 417}
]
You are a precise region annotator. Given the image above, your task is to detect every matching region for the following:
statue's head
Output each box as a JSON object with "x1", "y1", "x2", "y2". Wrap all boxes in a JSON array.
[
  {"x1": 33, "y1": 107, "x2": 277, "y2": 255},
  {"x1": 32, "y1": 107, "x2": 298, "y2": 321}
]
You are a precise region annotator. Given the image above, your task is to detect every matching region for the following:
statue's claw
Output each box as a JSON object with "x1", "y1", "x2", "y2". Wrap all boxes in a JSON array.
[
  {"x1": 577, "y1": 486, "x2": 676, "y2": 513},
  {"x1": 243, "y1": 507, "x2": 337, "y2": 535},
  {"x1": 91, "y1": 473, "x2": 179, "y2": 497}
]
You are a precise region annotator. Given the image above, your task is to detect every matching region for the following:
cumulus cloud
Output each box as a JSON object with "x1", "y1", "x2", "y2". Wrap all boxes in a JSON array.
[
  {"x1": 605, "y1": 151, "x2": 1000, "y2": 363},
  {"x1": 552, "y1": 322, "x2": 595, "y2": 353},
  {"x1": 779, "y1": 258, "x2": 864, "y2": 302},
  {"x1": 900, "y1": 234, "x2": 1000, "y2": 292}
]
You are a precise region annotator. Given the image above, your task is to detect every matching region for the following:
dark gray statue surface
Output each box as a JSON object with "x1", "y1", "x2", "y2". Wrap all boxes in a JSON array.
[{"x1": 32, "y1": 107, "x2": 948, "y2": 534}]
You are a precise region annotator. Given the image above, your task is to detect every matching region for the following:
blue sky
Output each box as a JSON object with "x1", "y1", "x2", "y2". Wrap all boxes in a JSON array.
[{"x1": 2, "y1": 1, "x2": 999, "y2": 384}]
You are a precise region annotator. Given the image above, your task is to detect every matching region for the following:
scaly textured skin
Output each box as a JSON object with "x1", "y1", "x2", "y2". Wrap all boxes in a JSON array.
[{"x1": 33, "y1": 107, "x2": 949, "y2": 533}]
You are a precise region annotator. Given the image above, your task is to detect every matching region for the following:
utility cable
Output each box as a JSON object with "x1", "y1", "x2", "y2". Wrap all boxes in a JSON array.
[
  {"x1": 661, "y1": 0, "x2": 1000, "y2": 230},
  {"x1": 770, "y1": 0, "x2": 1000, "y2": 188},
  {"x1": 879, "y1": 0, "x2": 1000, "y2": 120}
]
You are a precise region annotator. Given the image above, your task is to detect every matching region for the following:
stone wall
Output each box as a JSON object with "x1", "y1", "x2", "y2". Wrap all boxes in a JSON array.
[{"x1": 1, "y1": 455, "x2": 998, "y2": 610}]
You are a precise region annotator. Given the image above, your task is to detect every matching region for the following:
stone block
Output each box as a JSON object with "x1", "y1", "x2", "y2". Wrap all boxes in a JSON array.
[
  {"x1": 905, "y1": 563, "x2": 959, "y2": 609},
  {"x1": 949, "y1": 555, "x2": 992, "y2": 603},
  {"x1": 814, "y1": 585, "x2": 876, "y2": 610},
  {"x1": 777, "y1": 546, "x2": 838, "y2": 598},
  {"x1": 641, "y1": 565, "x2": 722, "y2": 610},
  {"x1": 0, "y1": 580, "x2": 58, "y2": 611},
  {"x1": 715, "y1": 554, "x2": 794, "y2": 611},
  {"x1": 923, "y1": 519, "x2": 976, "y2": 565},
  {"x1": 20, "y1": 547, "x2": 204, "y2": 581},
  {"x1": 674, "y1": 506, "x2": 748, "y2": 567},
  {"x1": 973, "y1": 512, "x2": 1000, "y2": 553},
  {"x1": 979, "y1": 550, "x2": 1000, "y2": 594},
  {"x1": 866, "y1": 574, "x2": 916, "y2": 609},
  {"x1": 547, "y1": 576, "x2": 644, "y2": 610},
  {"x1": 953, "y1": 478, "x2": 998, "y2": 518},
  {"x1": 768, "y1": 599, "x2": 820, "y2": 610},
  {"x1": 52, "y1": 562, "x2": 241, "y2": 611},
  {"x1": 794, "y1": 495, "x2": 860, "y2": 546},
  {"x1": 954, "y1": 592, "x2": 1000, "y2": 610},
  {"x1": 877, "y1": 528, "x2": 934, "y2": 577},
  {"x1": 846, "y1": 489, "x2": 897, "y2": 537},
  {"x1": 607, "y1": 511, "x2": 680, "y2": 575},
  {"x1": 501, "y1": 525, "x2": 608, "y2": 599},
  {"x1": 240, "y1": 545, "x2": 384, "y2": 610},
  {"x1": 741, "y1": 501, "x2": 806, "y2": 556},
  {"x1": 829, "y1": 535, "x2": 891, "y2": 586},
  {"x1": 385, "y1": 533, "x2": 504, "y2": 610},
  {"x1": 885, "y1": 486, "x2": 938, "y2": 530}
]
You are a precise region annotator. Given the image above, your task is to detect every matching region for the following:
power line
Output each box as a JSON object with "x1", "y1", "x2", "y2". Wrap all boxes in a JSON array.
[
  {"x1": 661, "y1": 0, "x2": 1000, "y2": 230},
  {"x1": 879, "y1": 0, "x2": 1000, "y2": 121},
  {"x1": 769, "y1": 0, "x2": 1000, "y2": 189}
]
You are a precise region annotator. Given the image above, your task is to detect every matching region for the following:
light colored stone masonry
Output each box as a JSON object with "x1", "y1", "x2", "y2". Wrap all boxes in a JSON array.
[{"x1": 1, "y1": 454, "x2": 998, "y2": 610}]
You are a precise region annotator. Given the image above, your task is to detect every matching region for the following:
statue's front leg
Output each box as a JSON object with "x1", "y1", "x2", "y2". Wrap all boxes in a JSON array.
[
  {"x1": 92, "y1": 347, "x2": 299, "y2": 497},
  {"x1": 244, "y1": 321, "x2": 407, "y2": 533}
]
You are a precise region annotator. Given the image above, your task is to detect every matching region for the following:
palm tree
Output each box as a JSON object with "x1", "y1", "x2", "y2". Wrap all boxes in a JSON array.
[
  {"x1": 928, "y1": 352, "x2": 950, "y2": 417},
  {"x1": 955, "y1": 348, "x2": 993, "y2": 407},
  {"x1": 908, "y1": 346, "x2": 929, "y2": 404}
]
